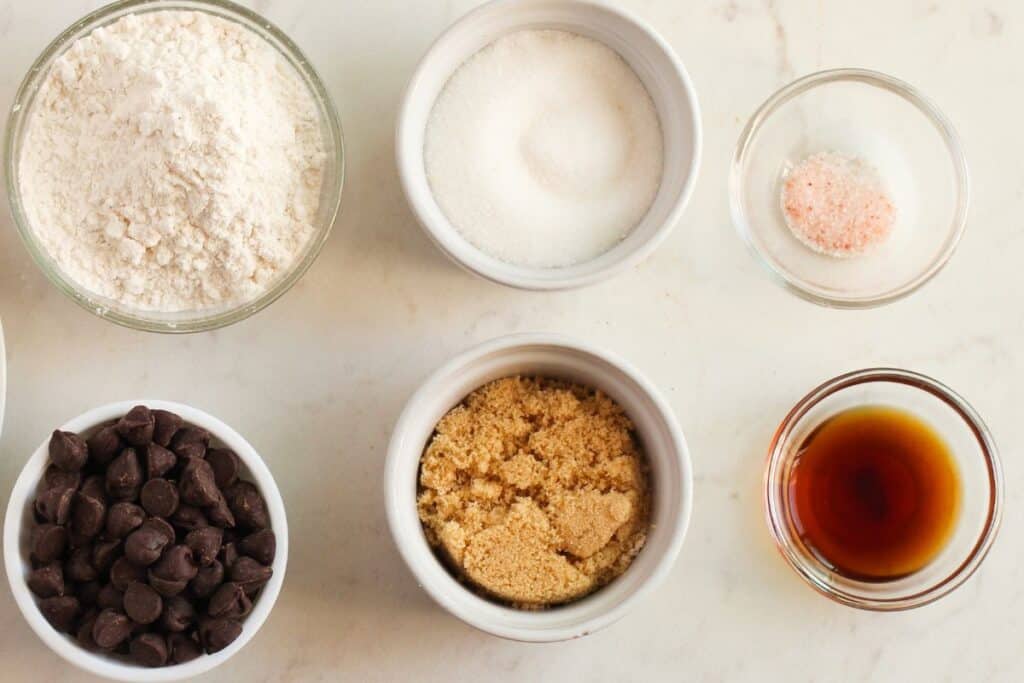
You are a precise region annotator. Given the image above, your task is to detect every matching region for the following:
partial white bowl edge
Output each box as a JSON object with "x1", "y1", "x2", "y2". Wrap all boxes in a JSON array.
[
  {"x1": 3, "y1": 400, "x2": 288, "y2": 682},
  {"x1": 385, "y1": 333, "x2": 693, "y2": 641}
]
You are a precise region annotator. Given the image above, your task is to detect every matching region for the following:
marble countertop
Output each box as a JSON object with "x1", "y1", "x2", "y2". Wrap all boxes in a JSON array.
[{"x1": 0, "y1": 0, "x2": 1021, "y2": 680}]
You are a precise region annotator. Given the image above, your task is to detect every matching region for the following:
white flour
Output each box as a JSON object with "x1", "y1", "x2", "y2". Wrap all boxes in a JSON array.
[
  {"x1": 425, "y1": 30, "x2": 663, "y2": 268},
  {"x1": 19, "y1": 11, "x2": 325, "y2": 312}
]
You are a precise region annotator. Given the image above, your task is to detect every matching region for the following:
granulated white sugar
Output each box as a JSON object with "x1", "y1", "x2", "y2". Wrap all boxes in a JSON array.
[
  {"x1": 18, "y1": 11, "x2": 325, "y2": 312},
  {"x1": 424, "y1": 30, "x2": 664, "y2": 268},
  {"x1": 781, "y1": 152, "x2": 896, "y2": 258}
]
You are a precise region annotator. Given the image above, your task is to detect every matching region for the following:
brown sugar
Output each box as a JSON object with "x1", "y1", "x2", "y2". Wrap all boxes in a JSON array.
[{"x1": 417, "y1": 376, "x2": 651, "y2": 608}]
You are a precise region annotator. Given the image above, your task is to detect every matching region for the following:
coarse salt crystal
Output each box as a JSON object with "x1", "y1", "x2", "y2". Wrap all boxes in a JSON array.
[{"x1": 781, "y1": 151, "x2": 896, "y2": 258}]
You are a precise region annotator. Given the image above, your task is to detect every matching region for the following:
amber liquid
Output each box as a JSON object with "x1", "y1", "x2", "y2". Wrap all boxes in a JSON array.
[{"x1": 788, "y1": 406, "x2": 961, "y2": 581}]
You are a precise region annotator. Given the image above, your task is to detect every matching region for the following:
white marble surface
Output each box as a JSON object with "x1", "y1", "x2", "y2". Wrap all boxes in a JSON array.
[{"x1": 0, "y1": 0, "x2": 1021, "y2": 680}]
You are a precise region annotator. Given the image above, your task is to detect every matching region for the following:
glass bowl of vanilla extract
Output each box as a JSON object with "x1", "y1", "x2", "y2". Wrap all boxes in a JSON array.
[{"x1": 764, "y1": 368, "x2": 1003, "y2": 610}]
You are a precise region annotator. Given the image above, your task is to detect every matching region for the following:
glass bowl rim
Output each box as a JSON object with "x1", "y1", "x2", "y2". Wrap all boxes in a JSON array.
[
  {"x1": 763, "y1": 367, "x2": 1003, "y2": 611},
  {"x1": 3, "y1": 0, "x2": 345, "y2": 333},
  {"x1": 729, "y1": 68, "x2": 970, "y2": 309}
]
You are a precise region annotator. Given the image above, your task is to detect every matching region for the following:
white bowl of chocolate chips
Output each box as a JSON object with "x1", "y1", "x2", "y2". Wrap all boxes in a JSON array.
[{"x1": 3, "y1": 401, "x2": 288, "y2": 681}]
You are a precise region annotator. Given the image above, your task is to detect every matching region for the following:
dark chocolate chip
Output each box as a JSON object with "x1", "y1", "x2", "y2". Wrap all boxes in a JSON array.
[
  {"x1": 238, "y1": 529, "x2": 276, "y2": 566},
  {"x1": 125, "y1": 525, "x2": 171, "y2": 566},
  {"x1": 206, "y1": 448, "x2": 240, "y2": 489},
  {"x1": 123, "y1": 581, "x2": 163, "y2": 624},
  {"x1": 230, "y1": 556, "x2": 272, "y2": 596},
  {"x1": 207, "y1": 582, "x2": 251, "y2": 619},
  {"x1": 71, "y1": 492, "x2": 106, "y2": 538},
  {"x1": 224, "y1": 481, "x2": 269, "y2": 531},
  {"x1": 160, "y1": 595, "x2": 195, "y2": 633},
  {"x1": 116, "y1": 406, "x2": 155, "y2": 447},
  {"x1": 87, "y1": 425, "x2": 123, "y2": 466},
  {"x1": 32, "y1": 524, "x2": 69, "y2": 563},
  {"x1": 188, "y1": 559, "x2": 224, "y2": 599},
  {"x1": 42, "y1": 464, "x2": 81, "y2": 492},
  {"x1": 76, "y1": 609, "x2": 100, "y2": 650},
  {"x1": 170, "y1": 427, "x2": 210, "y2": 459},
  {"x1": 130, "y1": 632, "x2": 169, "y2": 667},
  {"x1": 97, "y1": 583, "x2": 125, "y2": 610},
  {"x1": 169, "y1": 632, "x2": 202, "y2": 664},
  {"x1": 206, "y1": 495, "x2": 236, "y2": 529},
  {"x1": 27, "y1": 561, "x2": 64, "y2": 598},
  {"x1": 144, "y1": 443, "x2": 177, "y2": 480},
  {"x1": 179, "y1": 458, "x2": 220, "y2": 507},
  {"x1": 65, "y1": 546, "x2": 98, "y2": 582},
  {"x1": 147, "y1": 571, "x2": 188, "y2": 598},
  {"x1": 219, "y1": 543, "x2": 239, "y2": 571},
  {"x1": 49, "y1": 430, "x2": 88, "y2": 472},
  {"x1": 105, "y1": 502, "x2": 146, "y2": 538},
  {"x1": 91, "y1": 538, "x2": 122, "y2": 574},
  {"x1": 175, "y1": 443, "x2": 207, "y2": 461},
  {"x1": 152, "y1": 410, "x2": 184, "y2": 448},
  {"x1": 145, "y1": 517, "x2": 176, "y2": 544},
  {"x1": 106, "y1": 448, "x2": 142, "y2": 501},
  {"x1": 79, "y1": 474, "x2": 107, "y2": 503},
  {"x1": 110, "y1": 556, "x2": 147, "y2": 591},
  {"x1": 40, "y1": 595, "x2": 80, "y2": 633},
  {"x1": 35, "y1": 486, "x2": 75, "y2": 525},
  {"x1": 171, "y1": 505, "x2": 208, "y2": 532},
  {"x1": 152, "y1": 545, "x2": 198, "y2": 583},
  {"x1": 199, "y1": 617, "x2": 242, "y2": 653},
  {"x1": 185, "y1": 526, "x2": 222, "y2": 567},
  {"x1": 92, "y1": 608, "x2": 133, "y2": 649},
  {"x1": 141, "y1": 479, "x2": 179, "y2": 518}
]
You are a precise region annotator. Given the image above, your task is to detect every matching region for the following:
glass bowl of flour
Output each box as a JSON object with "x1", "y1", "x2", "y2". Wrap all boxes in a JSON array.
[{"x1": 5, "y1": 0, "x2": 344, "y2": 332}]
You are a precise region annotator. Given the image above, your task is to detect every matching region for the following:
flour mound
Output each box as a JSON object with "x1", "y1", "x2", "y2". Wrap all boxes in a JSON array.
[{"x1": 19, "y1": 11, "x2": 326, "y2": 312}]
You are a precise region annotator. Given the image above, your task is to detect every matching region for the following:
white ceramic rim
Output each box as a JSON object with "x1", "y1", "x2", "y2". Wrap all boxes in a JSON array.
[
  {"x1": 3, "y1": 400, "x2": 289, "y2": 681},
  {"x1": 395, "y1": 0, "x2": 703, "y2": 290},
  {"x1": 384, "y1": 332, "x2": 693, "y2": 641}
]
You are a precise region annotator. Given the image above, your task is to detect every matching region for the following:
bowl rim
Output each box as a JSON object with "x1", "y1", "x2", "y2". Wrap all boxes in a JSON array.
[
  {"x1": 3, "y1": 0, "x2": 345, "y2": 334},
  {"x1": 2, "y1": 399, "x2": 289, "y2": 681},
  {"x1": 395, "y1": 0, "x2": 702, "y2": 291},
  {"x1": 730, "y1": 67, "x2": 971, "y2": 309},
  {"x1": 384, "y1": 332, "x2": 693, "y2": 641},
  {"x1": 763, "y1": 368, "x2": 1003, "y2": 611}
]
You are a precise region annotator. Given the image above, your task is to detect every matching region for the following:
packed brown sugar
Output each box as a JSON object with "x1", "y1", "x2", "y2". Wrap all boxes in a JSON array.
[{"x1": 417, "y1": 376, "x2": 651, "y2": 608}]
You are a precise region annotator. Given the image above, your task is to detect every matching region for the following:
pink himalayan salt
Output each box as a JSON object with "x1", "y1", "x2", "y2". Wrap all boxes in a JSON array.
[{"x1": 781, "y1": 152, "x2": 896, "y2": 257}]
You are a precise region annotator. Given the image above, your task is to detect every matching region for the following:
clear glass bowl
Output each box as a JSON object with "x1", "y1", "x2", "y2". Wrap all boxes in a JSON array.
[
  {"x1": 765, "y1": 369, "x2": 1002, "y2": 610},
  {"x1": 4, "y1": 0, "x2": 344, "y2": 333},
  {"x1": 730, "y1": 69, "x2": 969, "y2": 308}
]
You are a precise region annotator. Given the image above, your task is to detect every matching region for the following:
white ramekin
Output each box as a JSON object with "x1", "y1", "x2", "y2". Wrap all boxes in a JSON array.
[
  {"x1": 3, "y1": 400, "x2": 289, "y2": 682},
  {"x1": 385, "y1": 333, "x2": 693, "y2": 641},
  {"x1": 396, "y1": 0, "x2": 702, "y2": 290}
]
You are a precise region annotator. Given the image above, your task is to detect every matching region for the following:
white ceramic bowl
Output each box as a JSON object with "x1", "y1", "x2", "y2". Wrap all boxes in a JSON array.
[
  {"x1": 396, "y1": 0, "x2": 702, "y2": 290},
  {"x1": 3, "y1": 400, "x2": 289, "y2": 681},
  {"x1": 385, "y1": 333, "x2": 693, "y2": 641}
]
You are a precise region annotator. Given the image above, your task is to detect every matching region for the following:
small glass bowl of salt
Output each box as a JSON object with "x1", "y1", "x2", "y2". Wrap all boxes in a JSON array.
[{"x1": 730, "y1": 68, "x2": 969, "y2": 308}]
